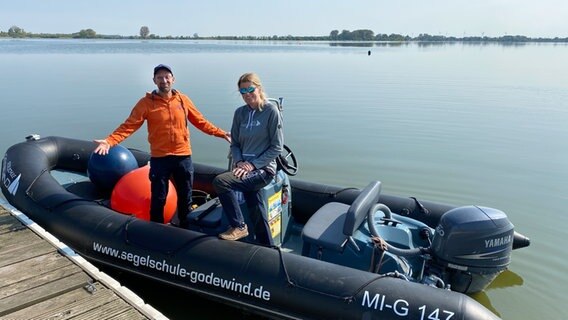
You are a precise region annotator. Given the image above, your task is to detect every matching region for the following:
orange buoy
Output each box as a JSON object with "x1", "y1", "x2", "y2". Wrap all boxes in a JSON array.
[{"x1": 110, "y1": 165, "x2": 177, "y2": 223}]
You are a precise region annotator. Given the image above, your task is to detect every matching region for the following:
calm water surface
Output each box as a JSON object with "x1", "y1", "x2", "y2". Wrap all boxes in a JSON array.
[{"x1": 0, "y1": 39, "x2": 566, "y2": 319}]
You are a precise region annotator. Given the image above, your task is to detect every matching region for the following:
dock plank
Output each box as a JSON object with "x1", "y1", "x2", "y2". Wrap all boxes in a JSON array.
[
  {"x1": 107, "y1": 308, "x2": 149, "y2": 320},
  {"x1": 0, "y1": 271, "x2": 91, "y2": 317},
  {"x1": 0, "y1": 233, "x2": 53, "y2": 268},
  {"x1": 73, "y1": 292, "x2": 146, "y2": 320},
  {"x1": 73, "y1": 300, "x2": 134, "y2": 320},
  {"x1": 0, "y1": 264, "x2": 83, "y2": 300},
  {"x1": 0, "y1": 204, "x2": 165, "y2": 319},
  {"x1": 0, "y1": 214, "x2": 20, "y2": 235},
  {"x1": 0, "y1": 251, "x2": 74, "y2": 287},
  {"x1": 6, "y1": 283, "x2": 135, "y2": 320},
  {"x1": 0, "y1": 227, "x2": 43, "y2": 248}
]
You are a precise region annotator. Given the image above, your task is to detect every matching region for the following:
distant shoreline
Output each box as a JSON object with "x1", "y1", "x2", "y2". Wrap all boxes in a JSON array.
[
  {"x1": 1, "y1": 27, "x2": 566, "y2": 43},
  {"x1": 2, "y1": 36, "x2": 568, "y2": 44}
]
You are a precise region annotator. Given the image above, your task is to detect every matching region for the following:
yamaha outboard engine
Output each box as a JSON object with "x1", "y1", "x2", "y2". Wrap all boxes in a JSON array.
[{"x1": 430, "y1": 206, "x2": 514, "y2": 293}]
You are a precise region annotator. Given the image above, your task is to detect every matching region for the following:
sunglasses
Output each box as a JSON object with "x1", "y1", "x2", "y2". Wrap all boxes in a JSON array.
[{"x1": 239, "y1": 86, "x2": 256, "y2": 94}]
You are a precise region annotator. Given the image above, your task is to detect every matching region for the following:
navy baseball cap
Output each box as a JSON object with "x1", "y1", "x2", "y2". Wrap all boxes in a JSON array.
[{"x1": 153, "y1": 64, "x2": 173, "y2": 75}]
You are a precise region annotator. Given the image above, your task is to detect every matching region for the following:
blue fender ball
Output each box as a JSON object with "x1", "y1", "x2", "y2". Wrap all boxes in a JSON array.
[{"x1": 88, "y1": 145, "x2": 138, "y2": 190}]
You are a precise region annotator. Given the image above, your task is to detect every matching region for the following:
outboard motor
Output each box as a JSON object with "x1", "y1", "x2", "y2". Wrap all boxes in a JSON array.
[{"x1": 429, "y1": 206, "x2": 514, "y2": 293}]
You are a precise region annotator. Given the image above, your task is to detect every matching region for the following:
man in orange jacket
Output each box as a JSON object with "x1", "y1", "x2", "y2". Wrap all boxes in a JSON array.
[{"x1": 94, "y1": 64, "x2": 230, "y2": 226}]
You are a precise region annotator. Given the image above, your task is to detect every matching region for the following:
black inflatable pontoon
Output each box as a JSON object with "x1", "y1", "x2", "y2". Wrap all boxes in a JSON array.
[{"x1": 1, "y1": 136, "x2": 529, "y2": 320}]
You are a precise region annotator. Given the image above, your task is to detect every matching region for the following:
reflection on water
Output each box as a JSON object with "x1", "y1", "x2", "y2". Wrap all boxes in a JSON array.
[
  {"x1": 328, "y1": 40, "x2": 547, "y2": 48},
  {"x1": 471, "y1": 270, "x2": 524, "y2": 317},
  {"x1": 487, "y1": 270, "x2": 524, "y2": 289},
  {"x1": 2, "y1": 38, "x2": 559, "y2": 55},
  {"x1": 330, "y1": 41, "x2": 375, "y2": 47},
  {"x1": 471, "y1": 291, "x2": 501, "y2": 318}
]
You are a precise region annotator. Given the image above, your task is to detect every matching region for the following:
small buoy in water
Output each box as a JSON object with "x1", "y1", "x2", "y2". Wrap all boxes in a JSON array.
[
  {"x1": 368, "y1": 50, "x2": 371, "y2": 56},
  {"x1": 111, "y1": 165, "x2": 178, "y2": 223}
]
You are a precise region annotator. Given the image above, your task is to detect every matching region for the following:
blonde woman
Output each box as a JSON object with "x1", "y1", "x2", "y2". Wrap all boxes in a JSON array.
[{"x1": 213, "y1": 73, "x2": 283, "y2": 244}]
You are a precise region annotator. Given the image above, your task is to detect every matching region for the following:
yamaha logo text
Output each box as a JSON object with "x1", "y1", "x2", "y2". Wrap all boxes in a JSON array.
[{"x1": 485, "y1": 235, "x2": 512, "y2": 248}]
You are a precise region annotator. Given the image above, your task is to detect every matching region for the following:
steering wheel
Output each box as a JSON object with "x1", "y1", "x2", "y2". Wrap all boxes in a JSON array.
[
  {"x1": 367, "y1": 203, "x2": 394, "y2": 238},
  {"x1": 367, "y1": 202, "x2": 426, "y2": 258},
  {"x1": 277, "y1": 144, "x2": 299, "y2": 176}
]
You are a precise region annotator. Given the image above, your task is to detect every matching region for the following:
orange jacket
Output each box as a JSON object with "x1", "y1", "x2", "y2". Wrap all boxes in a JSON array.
[{"x1": 105, "y1": 90, "x2": 226, "y2": 157}]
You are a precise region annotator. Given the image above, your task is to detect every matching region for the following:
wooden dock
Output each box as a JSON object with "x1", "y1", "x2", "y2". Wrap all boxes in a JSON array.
[{"x1": 0, "y1": 201, "x2": 168, "y2": 320}]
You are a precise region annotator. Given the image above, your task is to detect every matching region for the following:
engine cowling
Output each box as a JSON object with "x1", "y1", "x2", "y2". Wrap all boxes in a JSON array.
[{"x1": 431, "y1": 205, "x2": 514, "y2": 293}]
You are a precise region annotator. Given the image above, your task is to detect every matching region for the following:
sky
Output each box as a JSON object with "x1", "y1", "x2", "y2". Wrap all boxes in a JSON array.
[{"x1": 1, "y1": 0, "x2": 567, "y2": 38}]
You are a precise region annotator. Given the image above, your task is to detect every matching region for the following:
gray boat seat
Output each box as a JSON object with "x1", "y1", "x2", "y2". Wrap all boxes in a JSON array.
[{"x1": 302, "y1": 181, "x2": 381, "y2": 257}]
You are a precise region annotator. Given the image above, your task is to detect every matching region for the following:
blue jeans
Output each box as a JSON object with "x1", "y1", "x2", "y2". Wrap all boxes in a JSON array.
[
  {"x1": 213, "y1": 169, "x2": 274, "y2": 245},
  {"x1": 149, "y1": 155, "x2": 193, "y2": 223}
]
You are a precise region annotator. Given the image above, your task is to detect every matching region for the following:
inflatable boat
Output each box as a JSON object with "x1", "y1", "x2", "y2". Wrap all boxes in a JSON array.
[{"x1": 1, "y1": 135, "x2": 529, "y2": 320}]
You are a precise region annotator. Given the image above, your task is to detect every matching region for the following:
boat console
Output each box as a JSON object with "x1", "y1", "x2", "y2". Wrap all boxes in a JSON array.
[
  {"x1": 301, "y1": 181, "x2": 429, "y2": 277},
  {"x1": 185, "y1": 170, "x2": 291, "y2": 246}
]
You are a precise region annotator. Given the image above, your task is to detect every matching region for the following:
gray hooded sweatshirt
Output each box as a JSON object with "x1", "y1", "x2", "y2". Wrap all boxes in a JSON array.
[{"x1": 230, "y1": 100, "x2": 284, "y2": 174}]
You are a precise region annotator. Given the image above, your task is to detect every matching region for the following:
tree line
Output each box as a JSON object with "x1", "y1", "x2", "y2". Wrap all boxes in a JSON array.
[
  {"x1": 329, "y1": 29, "x2": 568, "y2": 42},
  {"x1": 1, "y1": 25, "x2": 566, "y2": 43}
]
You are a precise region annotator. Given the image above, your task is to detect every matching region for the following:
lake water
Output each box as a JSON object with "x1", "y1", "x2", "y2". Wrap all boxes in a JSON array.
[{"x1": 0, "y1": 39, "x2": 566, "y2": 319}]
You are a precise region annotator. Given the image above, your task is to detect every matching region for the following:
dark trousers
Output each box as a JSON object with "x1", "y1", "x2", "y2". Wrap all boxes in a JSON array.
[
  {"x1": 149, "y1": 155, "x2": 193, "y2": 223},
  {"x1": 213, "y1": 169, "x2": 274, "y2": 245}
]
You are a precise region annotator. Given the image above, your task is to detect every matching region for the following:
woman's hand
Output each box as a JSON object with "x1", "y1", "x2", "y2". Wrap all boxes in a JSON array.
[{"x1": 233, "y1": 161, "x2": 255, "y2": 178}]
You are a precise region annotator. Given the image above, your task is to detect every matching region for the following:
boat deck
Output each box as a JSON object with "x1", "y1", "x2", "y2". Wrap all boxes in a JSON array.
[{"x1": 0, "y1": 202, "x2": 167, "y2": 320}]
